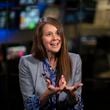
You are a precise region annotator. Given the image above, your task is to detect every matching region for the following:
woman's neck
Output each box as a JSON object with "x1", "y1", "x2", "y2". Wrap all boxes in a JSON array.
[{"x1": 47, "y1": 54, "x2": 57, "y2": 70}]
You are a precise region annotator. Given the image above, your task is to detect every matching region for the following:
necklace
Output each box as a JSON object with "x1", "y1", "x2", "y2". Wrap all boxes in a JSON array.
[{"x1": 49, "y1": 58, "x2": 57, "y2": 71}]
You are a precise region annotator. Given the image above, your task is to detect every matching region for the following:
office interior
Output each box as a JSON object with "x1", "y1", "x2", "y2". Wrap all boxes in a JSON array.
[{"x1": 0, "y1": 0, "x2": 110, "y2": 110}]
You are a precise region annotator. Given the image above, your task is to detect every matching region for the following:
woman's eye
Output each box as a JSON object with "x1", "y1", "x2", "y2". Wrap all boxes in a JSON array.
[
  {"x1": 46, "y1": 33, "x2": 51, "y2": 36},
  {"x1": 48, "y1": 33, "x2": 51, "y2": 36},
  {"x1": 56, "y1": 31, "x2": 60, "y2": 35}
]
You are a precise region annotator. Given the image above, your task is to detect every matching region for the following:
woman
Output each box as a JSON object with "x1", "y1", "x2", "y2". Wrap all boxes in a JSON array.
[{"x1": 19, "y1": 17, "x2": 84, "y2": 110}]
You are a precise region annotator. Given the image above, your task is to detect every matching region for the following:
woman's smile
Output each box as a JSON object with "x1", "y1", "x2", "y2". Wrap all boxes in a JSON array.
[
  {"x1": 50, "y1": 42, "x2": 60, "y2": 47},
  {"x1": 42, "y1": 24, "x2": 62, "y2": 53}
]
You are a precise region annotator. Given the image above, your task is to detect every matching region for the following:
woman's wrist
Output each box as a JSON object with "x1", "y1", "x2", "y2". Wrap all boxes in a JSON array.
[{"x1": 40, "y1": 89, "x2": 50, "y2": 105}]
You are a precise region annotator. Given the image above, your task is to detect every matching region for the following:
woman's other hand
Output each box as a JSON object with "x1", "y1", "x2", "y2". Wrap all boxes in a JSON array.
[{"x1": 65, "y1": 82, "x2": 83, "y2": 96}]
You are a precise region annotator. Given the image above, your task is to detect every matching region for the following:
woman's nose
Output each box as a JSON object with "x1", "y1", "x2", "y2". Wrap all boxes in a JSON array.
[{"x1": 52, "y1": 34, "x2": 57, "y2": 39}]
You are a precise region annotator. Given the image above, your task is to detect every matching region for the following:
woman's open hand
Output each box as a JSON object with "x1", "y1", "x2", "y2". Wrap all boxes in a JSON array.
[
  {"x1": 58, "y1": 75, "x2": 67, "y2": 91},
  {"x1": 58, "y1": 75, "x2": 83, "y2": 96},
  {"x1": 65, "y1": 82, "x2": 83, "y2": 96},
  {"x1": 46, "y1": 78, "x2": 60, "y2": 94}
]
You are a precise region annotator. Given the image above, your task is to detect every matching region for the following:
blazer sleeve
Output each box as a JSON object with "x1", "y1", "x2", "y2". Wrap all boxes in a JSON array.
[
  {"x1": 74, "y1": 54, "x2": 84, "y2": 109},
  {"x1": 74, "y1": 54, "x2": 82, "y2": 92},
  {"x1": 19, "y1": 56, "x2": 40, "y2": 110}
]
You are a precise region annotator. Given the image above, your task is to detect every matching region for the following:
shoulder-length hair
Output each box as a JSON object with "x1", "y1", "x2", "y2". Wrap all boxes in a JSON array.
[{"x1": 31, "y1": 17, "x2": 72, "y2": 82}]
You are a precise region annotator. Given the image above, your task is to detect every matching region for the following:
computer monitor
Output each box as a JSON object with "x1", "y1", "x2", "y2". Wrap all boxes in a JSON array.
[
  {"x1": 6, "y1": 45, "x2": 27, "y2": 60},
  {"x1": 19, "y1": 5, "x2": 40, "y2": 30}
]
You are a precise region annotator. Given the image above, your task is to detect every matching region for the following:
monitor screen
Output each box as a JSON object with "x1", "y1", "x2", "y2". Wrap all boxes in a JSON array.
[
  {"x1": 8, "y1": 10, "x2": 19, "y2": 29},
  {"x1": 6, "y1": 45, "x2": 27, "y2": 60},
  {"x1": 0, "y1": 10, "x2": 19, "y2": 29},
  {"x1": 0, "y1": 10, "x2": 8, "y2": 29},
  {"x1": 19, "y1": 0, "x2": 37, "y2": 5},
  {"x1": 64, "y1": 9, "x2": 79, "y2": 24},
  {"x1": 19, "y1": 5, "x2": 40, "y2": 30}
]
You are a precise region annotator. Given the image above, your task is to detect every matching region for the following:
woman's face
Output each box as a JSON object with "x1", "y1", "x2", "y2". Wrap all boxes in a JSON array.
[{"x1": 42, "y1": 24, "x2": 62, "y2": 54}]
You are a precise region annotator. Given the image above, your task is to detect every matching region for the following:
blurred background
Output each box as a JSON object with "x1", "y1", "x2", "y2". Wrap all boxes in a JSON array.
[{"x1": 0, "y1": 0, "x2": 110, "y2": 110}]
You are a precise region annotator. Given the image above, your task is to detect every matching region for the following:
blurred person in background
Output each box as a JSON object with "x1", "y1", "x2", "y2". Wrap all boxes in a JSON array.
[
  {"x1": 0, "y1": 45, "x2": 6, "y2": 75},
  {"x1": 19, "y1": 17, "x2": 83, "y2": 110}
]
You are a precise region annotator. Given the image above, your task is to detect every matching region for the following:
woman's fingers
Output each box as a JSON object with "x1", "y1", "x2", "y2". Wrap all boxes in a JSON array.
[
  {"x1": 46, "y1": 79, "x2": 60, "y2": 93},
  {"x1": 66, "y1": 83, "x2": 83, "y2": 91},
  {"x1": 46, "y1": 78, "x2": 51, "y2": 86},
  {"x1": 60, "y1": 75, "x2": 66, "y2": 84},
  {"x1": 59, "y1": 75, "x2": 67, "y2": 91},
  {"x1": 74, "y1": 83, "x2": 83, "y2": 90},
  {"x1": 65, "y1": 85, "x2": 75, "y2": 91}
]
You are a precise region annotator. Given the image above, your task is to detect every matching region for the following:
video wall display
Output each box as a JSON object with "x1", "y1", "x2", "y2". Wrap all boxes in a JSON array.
[
  {"x1": 0, "y1": 10, "x2": 19, "y2": 29},
  {"x1": 9, "y1": 10, "x2": 20, "y2": 29},
  {"x1": 19, "y1": 0, "x2": 37, "y2": 5},
  {"x1": 0, "y1": 10, "x2": 8, "y2": 28},
  {"x1": 63, "y1": 9, "x2": 79, "y2": 24},
  {"x1": 6, "y1": 45, "x2": 27, "y2": 60},
  {"x1": 19, "y1": 5, "x2": 40, "y2": 30},
  {"x1": 0, "y1": 0, "x2": 45, "y2": 30},
  {"x1": 0, "y1": 0, "x2": 97, "y2": 29}
]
